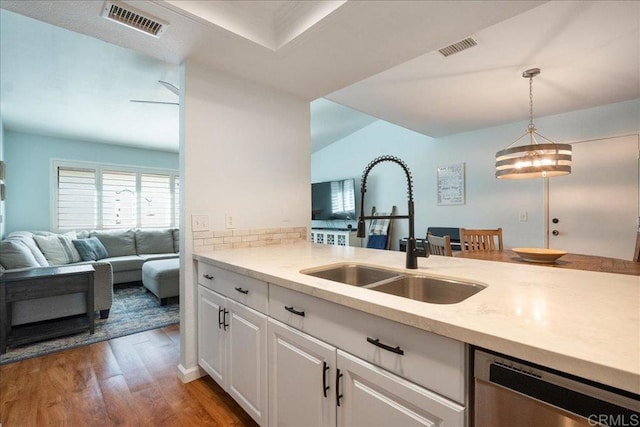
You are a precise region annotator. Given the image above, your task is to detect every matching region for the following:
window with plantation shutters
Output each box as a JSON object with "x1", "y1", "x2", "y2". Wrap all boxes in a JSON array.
[
  {"x1": 103, "y1": 171, "x2": 137, "y2": 229},
  {"x1": 53, "y1": 160, "x2": 179, "y2": 231},
  {"x1": 141, "y1": 173, "x2": 171, "y2": 227},
  {"x1": 57, "y1": 168, "x2": 97, "y2": 230}
]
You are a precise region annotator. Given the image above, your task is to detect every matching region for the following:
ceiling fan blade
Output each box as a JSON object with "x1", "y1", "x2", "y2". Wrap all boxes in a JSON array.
[
  {"x1": 130, "y1": 99, "x2": 179, "y2": 106},
  {"x1": 159, "y1": 80, "x2": 180, "y2": 96}
]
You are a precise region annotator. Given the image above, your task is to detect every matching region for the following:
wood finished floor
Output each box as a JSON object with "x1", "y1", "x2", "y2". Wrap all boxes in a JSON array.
[{"x1": 0, "y1": 324, "x2": 259, "y2": 426}]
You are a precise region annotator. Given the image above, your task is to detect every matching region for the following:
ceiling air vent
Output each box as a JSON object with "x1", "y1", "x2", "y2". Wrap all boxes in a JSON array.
[
  {"x1": 102, "y1": 1, "x2": 168, "y2": 38},
  {"x1": 438, "y1": 38, "x2": 477, "y2": 57}
]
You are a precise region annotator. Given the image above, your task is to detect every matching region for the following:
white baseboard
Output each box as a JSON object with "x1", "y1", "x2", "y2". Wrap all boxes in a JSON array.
[{"x1": 177, "y1": 363, "x2": 204, "y2": 383}]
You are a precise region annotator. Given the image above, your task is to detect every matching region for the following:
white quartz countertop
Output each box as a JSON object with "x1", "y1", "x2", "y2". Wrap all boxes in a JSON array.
[{"x1": 193, "y1": 243, "x2": 640, "y2": 394}]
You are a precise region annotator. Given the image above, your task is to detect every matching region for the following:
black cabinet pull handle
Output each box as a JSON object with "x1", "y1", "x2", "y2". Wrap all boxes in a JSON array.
[
  {"x1": 367, "y1": 337, "x2": 404, "y2": 356},
  {"x1": 336, "y1": 368, "x2": 343, "y2": 407},
  {"x1": 284, "y1": 306, "x2": 305, "y2": 317},
  {"x1": 223, "y1": 308, "x2": 229, "y2": 330},
  {"x1": 203, "y1": 274, "x2": 214, "y2": 280},
  {"x1": 218, "y1": 306, "x2": 224, "y2": 329},
  {"x1": 322, "y1": 361, "x2": 330, "y2": 398},
  {"x1": 234, "y1": 287, "x2": 249, "y2": 295}
]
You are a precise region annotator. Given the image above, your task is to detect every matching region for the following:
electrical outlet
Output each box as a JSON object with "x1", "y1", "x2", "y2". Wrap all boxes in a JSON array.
[
  {"x1": 225, "y1": 213, "x2": 235, "y2": 229},
  {"x1": 192, "y1": 214, "x2": 209, "y2": 231},
  {"x1": 518, "y1": 211, "x2": 528, "y2": 222}
]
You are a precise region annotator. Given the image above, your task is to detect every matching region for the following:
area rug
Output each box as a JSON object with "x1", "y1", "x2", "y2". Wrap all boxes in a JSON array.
[{"x1": 0, "y1": 283, "x2": 179, "y2": 365}]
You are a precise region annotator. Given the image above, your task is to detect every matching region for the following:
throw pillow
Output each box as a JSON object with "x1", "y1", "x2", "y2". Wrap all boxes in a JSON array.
[
  {"x1": 136, "y1": 228, "x2": 174, "y2": 254},
  {"x1": 0, "y1": 240, "x2": 41, "y2": 269},
  {"x1": 90, "y1": 229, "x2": 136, "y2": 257},
  {"x1": 33, "y1": 233, "x2": 82, "y2": 265},
  {"x1": 7, "y1": 232, "x2": 49, "y2": 267},
  {"x1": 73, "y1": 237, "x2": 109, "y2": 261}
]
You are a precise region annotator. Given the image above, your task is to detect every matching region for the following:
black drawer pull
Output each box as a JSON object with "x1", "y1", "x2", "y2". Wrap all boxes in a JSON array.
[
  {"x1": 284, "y1": 306, "x2": 305, "y2": 317},
  {"x1": 203, "y1": 274, "x2": 214, "y2": 280},
  {"x1": 223, "y1": 308, "x2": 229, "y2": 330},
  {"x1": 234, "y1": 287, "x2": 249, "y2": 295},
  {"x1": 336, "y1": 368, "x2": 343, "y2": 407},
  {"x1": 322, "y1": 361, "x2": 330, "y2": 398},
  {"x1": 218, "y1": 306, "x2": 224, "y2": 329},
  {"x1": 367, "y1": 337, "x2": 404, "y2": 356}
]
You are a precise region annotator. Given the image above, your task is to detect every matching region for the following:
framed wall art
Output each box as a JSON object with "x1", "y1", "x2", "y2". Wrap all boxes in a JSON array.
[{"x1": 437, "y1": 163, "x2": 465, "y2": 205}]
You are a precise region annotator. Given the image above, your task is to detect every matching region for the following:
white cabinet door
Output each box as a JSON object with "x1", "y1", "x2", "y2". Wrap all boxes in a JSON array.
[
  {"x1": 227, "y1": 298, "x2": 268, "y2": 426},
  {"x1": 268, "y1": 319, "x2": 337, "y2": 427},
  {"x1": 198, "y1": 286, "x2": 268, "y2": 426},
  {"x1": 337, "y1": 350, "x2": 465, "y2": 427},
  {"x1": 198, "y1": 285, "x2": 226, "y2": 385},
  {"x1": 548, "y1": 134, "x2": 639, "y2": 259}
]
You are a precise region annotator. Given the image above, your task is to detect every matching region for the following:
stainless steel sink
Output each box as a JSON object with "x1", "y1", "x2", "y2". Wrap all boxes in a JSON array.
[
  {"x1": 301, "y1": 263, "x2": 485, "y2": 304},
  {"x1": 300, "y1": 263, "x2": 401, "y2": 287},
  {"x1": 369, "y1": 276, "x2": 486, "y2": 304}
]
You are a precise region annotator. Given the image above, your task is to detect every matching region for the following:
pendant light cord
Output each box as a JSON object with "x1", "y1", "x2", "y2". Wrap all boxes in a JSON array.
[{"x1": 528, "y1": 74, "x2": 535, "y2": 132}]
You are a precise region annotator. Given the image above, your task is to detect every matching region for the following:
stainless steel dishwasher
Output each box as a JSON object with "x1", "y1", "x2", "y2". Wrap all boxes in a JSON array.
[{"x1": 474, "y1": 349, "x2": 640, "y2": 427}]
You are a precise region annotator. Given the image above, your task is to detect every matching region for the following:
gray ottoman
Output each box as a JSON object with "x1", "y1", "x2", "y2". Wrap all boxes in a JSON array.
[{"x1": 142, "y1": 258, "x2": 180, "y2": 305}]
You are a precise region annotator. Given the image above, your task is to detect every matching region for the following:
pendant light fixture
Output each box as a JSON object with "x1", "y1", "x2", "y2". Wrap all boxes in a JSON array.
[{"x1": 495, "y1": 68, "x2": 572, "y2": 179}]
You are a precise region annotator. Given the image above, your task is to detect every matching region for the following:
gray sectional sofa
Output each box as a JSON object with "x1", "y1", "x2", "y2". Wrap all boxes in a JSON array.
[{"x1": 0, "y1": 228, "x2": 179, "y2": 326}]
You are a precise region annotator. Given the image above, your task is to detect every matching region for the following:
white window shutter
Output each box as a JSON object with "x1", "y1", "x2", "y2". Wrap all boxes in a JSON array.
[
  {"x1": 102, "y1": 171, "x2": 137, "y2": 229},
  {"x1": 141, "y1": 173, "x2": 171, "y2": 228},
  {"x1": 57, "y1": 167, "x2": 97, "y2": 230}
]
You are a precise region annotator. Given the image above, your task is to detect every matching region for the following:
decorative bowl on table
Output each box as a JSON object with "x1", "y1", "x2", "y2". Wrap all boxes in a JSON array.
[{"x1": 512, "y1": 248, "x2": 568, "y2": 263}]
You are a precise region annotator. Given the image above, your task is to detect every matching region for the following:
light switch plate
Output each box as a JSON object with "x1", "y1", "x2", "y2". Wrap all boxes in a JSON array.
[
  {"x1": 192, "y1": 214, "x2": 209, "y2": 231},
  {"x1": 518, "y1": 211, "x2": 528, "y2": 222},
  {"x1": 225, "y1": 213, "x2": 235, "y2": 229}
]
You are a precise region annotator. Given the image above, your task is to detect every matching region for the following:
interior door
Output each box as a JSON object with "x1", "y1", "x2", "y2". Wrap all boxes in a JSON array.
[{"x1": 547, "y1": 134, "x2": 639, "y2": 260}]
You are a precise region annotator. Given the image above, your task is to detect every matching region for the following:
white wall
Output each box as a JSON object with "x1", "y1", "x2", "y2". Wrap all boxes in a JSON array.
[
  {"x1": 179, "y1": 60, "x2": 310, "y2": 379},
  {"x1": 3, "y1": 131, "x2": 178, "y2": 234},
  {"x1": 0, "y1": 118, "x2": 4, "y2": 239},
  {"x1": 312, "y1": 99, "x2": 640, "y2": 250}
]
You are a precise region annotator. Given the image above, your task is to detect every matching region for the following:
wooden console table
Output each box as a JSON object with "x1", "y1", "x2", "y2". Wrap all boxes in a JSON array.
[{"x1": 0, "y1": 264, "x2": 95, "y2": 354}]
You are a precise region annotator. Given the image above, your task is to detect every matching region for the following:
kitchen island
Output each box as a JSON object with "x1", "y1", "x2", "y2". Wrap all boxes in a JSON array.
[{"x1": 194, "y1": 242, "x2": 639, "y2": 396}]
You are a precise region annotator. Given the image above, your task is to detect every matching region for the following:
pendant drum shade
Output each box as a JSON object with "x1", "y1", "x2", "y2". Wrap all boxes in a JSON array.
[
  {"x1": 495, "y1": 143, "x2": 572, "y2": 179},
  {"x1": 495, "y1": 68, "x2": 572, "y2": 179}
]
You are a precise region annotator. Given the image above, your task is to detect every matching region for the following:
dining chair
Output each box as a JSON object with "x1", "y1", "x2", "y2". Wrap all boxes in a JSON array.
[
  {"x1": 426, "y1": 232, "x2": 453, "y2": 256},
  {"x1": 459, "y1": 228, "x2": 504, "y2": 252},
  {"x1": 633, "y1": 231, "x2": 640, "y2": 262}
]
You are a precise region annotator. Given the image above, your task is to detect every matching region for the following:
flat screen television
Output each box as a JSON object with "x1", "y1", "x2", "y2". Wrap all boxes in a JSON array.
[{"x1": 312, "y1": 178, "x2": 357, "y2": 221}]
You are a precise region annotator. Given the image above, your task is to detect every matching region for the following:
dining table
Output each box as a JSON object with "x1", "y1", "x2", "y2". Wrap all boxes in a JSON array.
[{"x1": 455, "y1": 249, "x2": 640, "y2": 276}]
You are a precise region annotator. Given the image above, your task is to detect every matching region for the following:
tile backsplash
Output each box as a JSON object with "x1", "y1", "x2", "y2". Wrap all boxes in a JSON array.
[{"x1": 192, "y1": 226, "x2": 307, "y2": 251}]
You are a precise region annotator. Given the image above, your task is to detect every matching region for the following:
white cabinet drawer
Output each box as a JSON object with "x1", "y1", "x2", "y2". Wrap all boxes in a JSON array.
[
  {"x1": 269, "y1": 284, "x2": 466, "y2": 403},
  {"x1": 198, "y1": 262, "x2": 268, "y2": 314}
]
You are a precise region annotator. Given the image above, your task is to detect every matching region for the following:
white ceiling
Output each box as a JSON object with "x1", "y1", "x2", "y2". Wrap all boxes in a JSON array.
[
  {"x1": 327, "y1": 0, "x2": 640, "y2": 138},
  {"x1": 0, "y1": 1, "x2": 638, "y2": 153}
]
